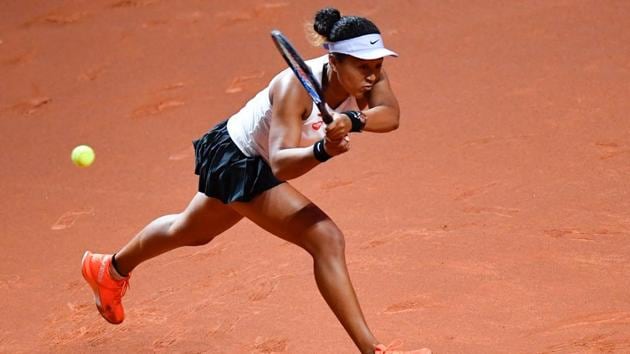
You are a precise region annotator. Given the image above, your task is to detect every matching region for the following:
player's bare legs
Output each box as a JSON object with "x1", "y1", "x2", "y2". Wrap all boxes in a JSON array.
[
  {"x1": 113, "y1": 192, "x2": 243, "y2": 275},
  {"x1": 83, "y1": 192, "x2": 242, "y2": 324},
  {"x1": 231, "y1": 183, "x2": 379, "y2": 353}
]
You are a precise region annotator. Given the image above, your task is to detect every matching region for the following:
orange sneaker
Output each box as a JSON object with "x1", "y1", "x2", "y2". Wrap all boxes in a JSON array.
[
  {"x1": 374, "y1": 340, "x2": 432, "y2": 354},
  {"x1": 81, "y1": 251, "x2": 130, "y2": 324}
]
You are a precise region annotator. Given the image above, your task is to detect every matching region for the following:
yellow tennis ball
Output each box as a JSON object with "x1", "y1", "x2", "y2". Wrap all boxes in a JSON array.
[{"x1": 71, "y1": 145, "x2": 95, "y2": 167}]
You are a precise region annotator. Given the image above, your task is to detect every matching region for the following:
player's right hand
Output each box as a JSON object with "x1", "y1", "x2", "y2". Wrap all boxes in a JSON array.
[
  {"x1": 324, "y1": 135, "x2": 350, "y2": 157},
  {"x1": 325, "y1": 112, "x2": 352, "y2": 141}
]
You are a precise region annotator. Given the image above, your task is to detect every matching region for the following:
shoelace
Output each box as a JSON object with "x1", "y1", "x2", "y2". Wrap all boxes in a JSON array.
[
  {"x1": 113, "y1": 278, "x2": 130, "y2": 304},
  {"x1": 376, "y1": 339, "x2": 404, "y2": 353}
]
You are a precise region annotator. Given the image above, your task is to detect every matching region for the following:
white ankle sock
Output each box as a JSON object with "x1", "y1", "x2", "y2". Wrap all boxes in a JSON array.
[{"x1": 109, "y1": 260, "x2": 127, "y2": 280}]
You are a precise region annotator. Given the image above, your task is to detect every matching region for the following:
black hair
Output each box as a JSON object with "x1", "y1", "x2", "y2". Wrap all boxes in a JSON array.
[{"x1": 313, "y1": 7, "x2": 380, "y2": 42}]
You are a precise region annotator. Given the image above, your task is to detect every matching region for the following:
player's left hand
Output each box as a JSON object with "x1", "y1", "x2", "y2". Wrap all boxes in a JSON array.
[{"x1": 324, "y1": 112, "x2": 352, "y2": 142}]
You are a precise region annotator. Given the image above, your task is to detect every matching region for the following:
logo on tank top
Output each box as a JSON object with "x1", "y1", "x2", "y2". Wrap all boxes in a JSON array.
[{"x1": 311, "y1": 121, "x2": 323, "y2": 130}]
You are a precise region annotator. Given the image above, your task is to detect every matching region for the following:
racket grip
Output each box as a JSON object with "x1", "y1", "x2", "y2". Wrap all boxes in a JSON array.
[{"x1": 321, "y1": 111, "x2": 333, "y2": 125}]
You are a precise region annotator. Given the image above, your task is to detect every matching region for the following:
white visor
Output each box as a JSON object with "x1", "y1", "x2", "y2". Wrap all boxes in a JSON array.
[{"x1": 324, "y1": 34, "x2": 398, "y2": 60}]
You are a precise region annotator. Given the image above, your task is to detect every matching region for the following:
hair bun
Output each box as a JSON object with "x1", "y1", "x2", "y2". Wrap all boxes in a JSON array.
[{"x1": 313, "y1": 7, "x2": 341, "y2": 38}]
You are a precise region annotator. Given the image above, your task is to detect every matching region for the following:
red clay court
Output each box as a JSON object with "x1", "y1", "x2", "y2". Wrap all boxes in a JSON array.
[{"x1": 1, "y1": 1, "x2": 629, "y2": 353}]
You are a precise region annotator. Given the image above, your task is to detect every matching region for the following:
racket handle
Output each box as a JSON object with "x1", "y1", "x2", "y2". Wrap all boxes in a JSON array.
[{"x1": 321, "y1": 111, "x2": 333, "y2": 125}]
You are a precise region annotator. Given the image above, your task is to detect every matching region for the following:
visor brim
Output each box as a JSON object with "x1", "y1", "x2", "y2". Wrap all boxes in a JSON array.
[{"x1": 333, "y1": 48, "x2": 399, "y2": 60}]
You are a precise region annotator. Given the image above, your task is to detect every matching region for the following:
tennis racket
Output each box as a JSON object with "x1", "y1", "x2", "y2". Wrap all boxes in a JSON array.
[{"x1": 270, "y1": 30, "x2": 333, "y2": 124}]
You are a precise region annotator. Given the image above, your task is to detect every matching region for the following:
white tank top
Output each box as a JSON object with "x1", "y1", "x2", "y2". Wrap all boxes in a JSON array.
[{"x1": 226, "y1": 55, "x2": 359, "y2": 160}]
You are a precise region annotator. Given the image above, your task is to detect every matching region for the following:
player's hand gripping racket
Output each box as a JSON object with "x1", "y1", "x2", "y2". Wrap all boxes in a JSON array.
[{"x1": 270, "y1": 30, "x2": 333, "y2": 124}]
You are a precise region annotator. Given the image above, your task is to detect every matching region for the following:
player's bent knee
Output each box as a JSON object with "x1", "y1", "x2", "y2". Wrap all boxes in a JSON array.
[{"x1": 306, "y1": 224, "x2": 346, "y2": 258}]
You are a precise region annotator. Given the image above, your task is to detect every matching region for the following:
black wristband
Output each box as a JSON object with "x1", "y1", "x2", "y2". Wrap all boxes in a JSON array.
[
  {"x1": 313, "y1": 139, "x2": 331, "y2": 162},
  {"x1": 342, "y1": 110, "x2": 367, "y2": 132}
]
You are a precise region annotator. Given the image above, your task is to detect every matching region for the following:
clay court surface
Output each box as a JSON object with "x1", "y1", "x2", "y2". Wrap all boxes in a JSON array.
[{"x1": 1, "y1": 1, "x2": 629, "y2": 353}]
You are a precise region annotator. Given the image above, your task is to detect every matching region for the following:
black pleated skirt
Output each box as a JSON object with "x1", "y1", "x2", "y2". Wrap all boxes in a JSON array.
[{"x1": 193, "y1": 120, "x2": 284, "y2": 204}]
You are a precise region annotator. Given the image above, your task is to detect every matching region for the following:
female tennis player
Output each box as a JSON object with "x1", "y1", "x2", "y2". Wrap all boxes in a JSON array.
[{"x1": 81, "y1": 7, "x2": 431, "y2": 354}]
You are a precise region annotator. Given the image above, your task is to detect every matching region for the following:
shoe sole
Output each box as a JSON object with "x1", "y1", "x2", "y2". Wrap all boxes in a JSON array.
[{"x1": 81, "y1": 251, "x2": 123, "y2": 325}]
